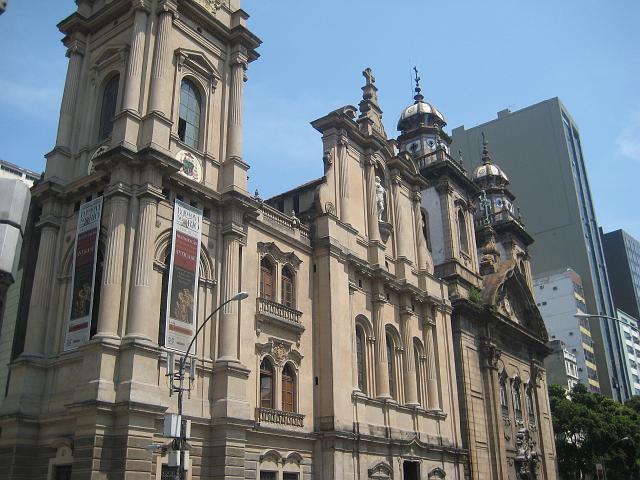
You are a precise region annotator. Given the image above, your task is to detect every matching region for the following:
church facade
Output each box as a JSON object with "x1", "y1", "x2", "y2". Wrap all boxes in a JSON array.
[{"x1": 0, "y1": 1, "x2": 557, "y2": 480}]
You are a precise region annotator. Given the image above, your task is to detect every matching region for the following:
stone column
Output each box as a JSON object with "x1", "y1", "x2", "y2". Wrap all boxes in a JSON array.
[
  {"x1": 436, "y1": 182, "x2": 455, "y2": 260},
  {"x1": 391, "y1": 174, "x2": 409, "y2": 259},
  {"x1": 147, "y1": 3, "x2": 174, "y2": 116},
  {"x1": 217, "y1": 235, "x2": 241, "y2": 361},
  {"x1": 126, "y1": 192, "x2": 158, "y2": 340},
  {"x1": 424, "y1": 309, "x2": 439, "y2": 409},
  {"x1": 364, "y1": 158, "x2": 381, "y2": 242},
  {"x1": 55, "y1": 43, "x2": 84, "y2": 150},
  {"x1": 412, "y1": 191, "x2": 429, "y2": 271},
  {"x1": 95, "y1": 191, "x2": 130, "y2": 338},
  {"x1": 23, "y1": 220, "x2": 60, "y2": 356},
  {"x1": 372, "y1": 289, "x2": 390, "y2": 399},
  {"x1": 400, "y1": 306, "x2": 419, "y2": 405},
  {"x1": 121, "y1": 7, "x2": 149, "y2": 113},
  {"x1": 226, "y1": 54, "x2": 247, "y2": 161}
]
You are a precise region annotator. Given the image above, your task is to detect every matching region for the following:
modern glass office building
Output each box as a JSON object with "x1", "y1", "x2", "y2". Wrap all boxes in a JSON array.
[
  {"x1": 452, "y1": 98, "x2": 628, "y2": 400},
  {"x1": 603, "y1": 229, "x2": 640, "y2": 320}
]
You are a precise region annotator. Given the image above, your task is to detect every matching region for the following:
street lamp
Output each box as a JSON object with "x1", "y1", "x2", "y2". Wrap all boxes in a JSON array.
[
  {"x1": 601, "y1": 436, "x2": 632, "y2": 480},
  {"x1": 166, "y1": 291, "x2": 249, "y2": 479}
]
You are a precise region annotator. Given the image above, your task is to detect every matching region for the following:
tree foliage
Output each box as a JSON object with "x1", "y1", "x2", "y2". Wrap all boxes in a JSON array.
[{"x1": 549, "y1": 383, "x2": 640, "y2": 479}]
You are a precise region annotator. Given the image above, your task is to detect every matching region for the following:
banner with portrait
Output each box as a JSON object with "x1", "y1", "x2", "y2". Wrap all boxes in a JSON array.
[
  {"x1": 165, "y1": 199, "x2": 202, "y2": 353},
  {"x1": 64, "y1": 196, "x2": 103, "y2": 351}
]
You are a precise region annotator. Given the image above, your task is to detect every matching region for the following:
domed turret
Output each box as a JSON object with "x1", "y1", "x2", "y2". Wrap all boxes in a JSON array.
[
  {"x1": 473, "y1": 133, "x2": 509, "y2": 187},
  {"x1": 474, "y1": 133, "x2": 516, "y2": 223},
  {"x1": 397, "y1": 68, "x2": 451, "y2": 156}
]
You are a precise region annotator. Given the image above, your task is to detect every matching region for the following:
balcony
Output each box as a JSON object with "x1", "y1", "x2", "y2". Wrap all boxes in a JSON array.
[
  {"x1": 255, "y1": 407, "x2": 304, "y2": 428},
  {"x1": 256, "y1": 297, "x2": 305, "y2": 335}
]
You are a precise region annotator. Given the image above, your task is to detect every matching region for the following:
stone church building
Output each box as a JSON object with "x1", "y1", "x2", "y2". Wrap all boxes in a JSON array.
[{"x1": 0, "y1": 1, "x2": 557, "y2": 479}]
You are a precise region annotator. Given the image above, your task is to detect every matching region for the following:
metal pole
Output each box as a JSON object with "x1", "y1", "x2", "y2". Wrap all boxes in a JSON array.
[{"x1": 171, "y1": 291, "x2": 248, "y2": 479}]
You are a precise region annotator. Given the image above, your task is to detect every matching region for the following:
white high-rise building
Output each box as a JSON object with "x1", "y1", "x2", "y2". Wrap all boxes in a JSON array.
[
  {"x1": 617, "y1": 309, "x2": 640, "y2": 397},
  {"x1": 534, "y1": 268, "x2": 601, "y2": 393}
]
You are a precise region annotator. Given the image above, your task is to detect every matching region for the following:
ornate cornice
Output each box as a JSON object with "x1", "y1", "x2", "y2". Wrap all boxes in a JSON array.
[{"x1": 257, "y1": 241, "x2": 302, "y2": 269}]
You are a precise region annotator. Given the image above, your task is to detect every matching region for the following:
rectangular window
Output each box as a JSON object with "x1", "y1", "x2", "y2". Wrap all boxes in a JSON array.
[
  {"x1": 284, "y1": 474, "x2": 299, "y2": 480},
  {"x1": 261, "y1": 472, "x2": 277, "y2": 480}
]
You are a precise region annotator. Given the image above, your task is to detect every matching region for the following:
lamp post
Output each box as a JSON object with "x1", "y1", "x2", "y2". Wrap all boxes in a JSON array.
[
  {"x1": 574, "y1": 312, "x2": 637, "y2": 402},
  {"x1": 167, "y1": 291, "x2": 249, "y2": 479},
  {"x1": 601, "y1": 436, "x2": 632, "y2": 480}
]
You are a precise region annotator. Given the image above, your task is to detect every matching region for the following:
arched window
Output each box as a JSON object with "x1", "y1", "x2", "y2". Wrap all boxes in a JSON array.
[
  {"x1": 282, "y1": 363, "x2": 296, "y2": 413},
  {"x1": 499, "y1": 375, "x2": 509, "y2": 417},
  {"x1": 89, "y1": 248, "x2": 104, "y2": 339},
  {"x1": 414, "y1": 338, "x2": 424, "y2": 406},
  {"x1": 421, "y1": 209, "x2": 432, "y2": 251},
  {"x1": 178, "y1": 79, "x2": 202, "y2": 149},
  {"x1": 386, "y1": 333, "x2": 396, "y2": 400},
  {"x1": 260, "y1": 358, "x2": 274, "y2": 409},
  {"x1": 355, "y1": 325, "x2": 366, "y2": 393},
  {"x1": 281, "y1": 266, "x2": 295, "y2": 308},
  {"x1": 513, "y1": 379, "x2": 523, "y2": 420},
  {"x1": 98, "y1": 74, "x2": 119, "y2": 141},
  {"x1": 260, "y1": 257, "x2": 275, "y2": 301},
  {"x1": 526, "y1": 386, "x2": 536, "y2": 421},
  {"x1": 158, "y1": 253, "x2": 170, "y2": 345},
  {"x1": 457, "y1": 209, "x2": 469, "y2": 254}
]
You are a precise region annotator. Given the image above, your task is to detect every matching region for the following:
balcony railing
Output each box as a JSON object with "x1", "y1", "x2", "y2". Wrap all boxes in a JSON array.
[
  {"x1": 257, "y1": 297, "x2": 302, "y2": 324},
  {"x1": 256, "y1": 407, "x2": 304, "y2": 427},
  {"x1": 259, "y1": 203, "x2": 310, "y2": 239}
]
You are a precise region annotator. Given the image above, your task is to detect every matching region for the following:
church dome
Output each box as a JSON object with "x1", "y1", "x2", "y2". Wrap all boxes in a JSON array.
[
  {"x1": 473, "y1": 162, "x2": 509, "y2": 183},
  {"x1": 397, "y1": 100, "x2": 446, "y2": 131},
  {"x1": 397, "y1": 70, "x2": 446, "y2": 132},
  {"x1": 472, "y1": 133, "x2": 509, "y2": 185}
]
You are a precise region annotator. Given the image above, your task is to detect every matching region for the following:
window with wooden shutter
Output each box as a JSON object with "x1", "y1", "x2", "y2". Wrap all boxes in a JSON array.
[
  {"x1": 282, "y1": 363, "x2": 296, "y2": 412},
  {"x1": 260, "y1": 358, "x2": 274, "y2": 409},
  {"x1": 260, "y1": 257, "x2": 274, "y2": 300},
  {"x1": 281, "y1": 266, "x2": 294, "y2": 308}
]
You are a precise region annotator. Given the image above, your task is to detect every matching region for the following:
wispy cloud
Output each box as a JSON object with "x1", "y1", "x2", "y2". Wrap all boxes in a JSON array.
[
  {"x1": 616, "y1": 109, "x2": 640, "y2": 162},
  {"x1": 0, "y1": 80, "x2": 61, "y2": 121}
]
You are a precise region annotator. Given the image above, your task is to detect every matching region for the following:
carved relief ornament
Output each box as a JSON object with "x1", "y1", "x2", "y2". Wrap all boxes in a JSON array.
[
  {"x1": 480, "y1": 339, "x2": 502, "y2": 369},
  {"x1": 256, "y1": 339, "x2": 303, "y2": 367}
]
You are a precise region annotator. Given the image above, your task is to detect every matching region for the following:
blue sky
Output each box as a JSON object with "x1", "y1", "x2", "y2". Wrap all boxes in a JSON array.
[{"x1": 1, "y1": 0, "x2": 639, "y2": 239}]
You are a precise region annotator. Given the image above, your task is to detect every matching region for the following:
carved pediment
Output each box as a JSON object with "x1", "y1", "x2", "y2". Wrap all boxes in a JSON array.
[
  {"x1": 256, "y1": 338, "x2": 303, "y2": 367},
  {"x1": 481, "y1": 259, "x2": 549, "y2": 342},
  {"x1": 93, "y1": 44, "x2": 128, "y2": 72},
  {"x1": 176, "y1": 48, "x2": 221, "y2": 85},
  {"x1": 428, "y1": 467, "x2": 446, "y2": 479},
  {"x1": 258, "y1": 242, "x2": 302, "y2": 270},
  {"x1": 368, "y1": 461, "x2": 393, "y2": 479}
]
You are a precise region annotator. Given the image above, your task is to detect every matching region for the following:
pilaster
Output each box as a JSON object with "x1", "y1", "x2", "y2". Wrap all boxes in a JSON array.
[
  {"x1": 222, "y1": 51, "x2": 249, "y2": 193},
  {"x1": 372, "y1": 284, "x2": 390, "y2": 399},
  {"x1": 423, "y1": 312, "x2": 439, "y2": 410},
  {"x1": 400, "y1": 302, "x2": 419, "y2": 406},
  {"x1": 95, "y1": 184, "x2": 132, "y2": 339}
]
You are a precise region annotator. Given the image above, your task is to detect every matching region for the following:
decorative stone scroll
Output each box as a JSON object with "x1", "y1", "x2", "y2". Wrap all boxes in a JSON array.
[
  {"x1": 257, "y1": 242, "x2": 302, "y2": 270},
  {"x1": 480, "y1": 339, "x2": 502, "y2": 369},
  {"x1": 256, "y1": 338, "x2": 303, "y2": 367},
  {"x1": 192, "y1": 0, "x2": 225, "y2": 14}
]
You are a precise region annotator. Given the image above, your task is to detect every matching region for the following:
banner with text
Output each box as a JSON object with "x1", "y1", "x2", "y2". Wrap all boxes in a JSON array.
[
  {"x1": 64, "y1": 196, "x2": 103, "y2": 351},
  {"x1": 165, "y1": 199, "x2": 203, "y2": 353}
]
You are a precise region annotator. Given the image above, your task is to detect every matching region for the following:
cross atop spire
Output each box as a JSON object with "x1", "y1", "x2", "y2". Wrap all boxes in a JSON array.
[
  {"x1": 482, "y1": 131, "x2": 492, "y2": 165},
  {"x1": 413, "y1": 66, "x2": 424, "y2": 102}
]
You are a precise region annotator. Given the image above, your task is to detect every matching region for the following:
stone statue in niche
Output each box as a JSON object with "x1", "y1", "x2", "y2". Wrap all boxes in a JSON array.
[{"x1": 375, "y1": 176, "x2": 386, "y2": 220}]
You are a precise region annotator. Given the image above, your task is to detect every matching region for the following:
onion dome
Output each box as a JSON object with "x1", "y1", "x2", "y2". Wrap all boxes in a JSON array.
[
  {"x1": 473, "y1": 133, "x2": 509, "y2": 185},
  {"x1": 397, "y1": 68, "x2": 446, "y2": 132}
]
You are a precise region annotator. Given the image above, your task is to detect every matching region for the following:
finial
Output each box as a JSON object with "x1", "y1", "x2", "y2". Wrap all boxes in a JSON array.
[
  {"x1": 458, "y1": 149, "x2": 464, "y2": 165},
  {"x1": 481, "y1": 131, "x2": 492, "y2": 165},
  {"x1": 413, "y1": 66, "x2": 424, "y2": 102},
  {"x1": 361, "y1": 67, "x2": 379, "y2": 105},
  {"x1": 363, "y1": 68, "x2": 375, "y2": 86}
]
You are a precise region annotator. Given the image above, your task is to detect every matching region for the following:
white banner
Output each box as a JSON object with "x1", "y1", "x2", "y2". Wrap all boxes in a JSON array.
[
  {"x1": 165, "y1": 199, "x2": 203, "y2": 353},
  {"x1": 64, "y1": 196, "x2": 103, "y2": 351}
]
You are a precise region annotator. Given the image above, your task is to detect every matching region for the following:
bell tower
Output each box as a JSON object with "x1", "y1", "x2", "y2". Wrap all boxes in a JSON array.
[
  {"x1": 472, "y1": 134, "x2": 534, "y2": 288},
  {"x1": 399, "y1": 70, "x2": 482, "y2": 299}
]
